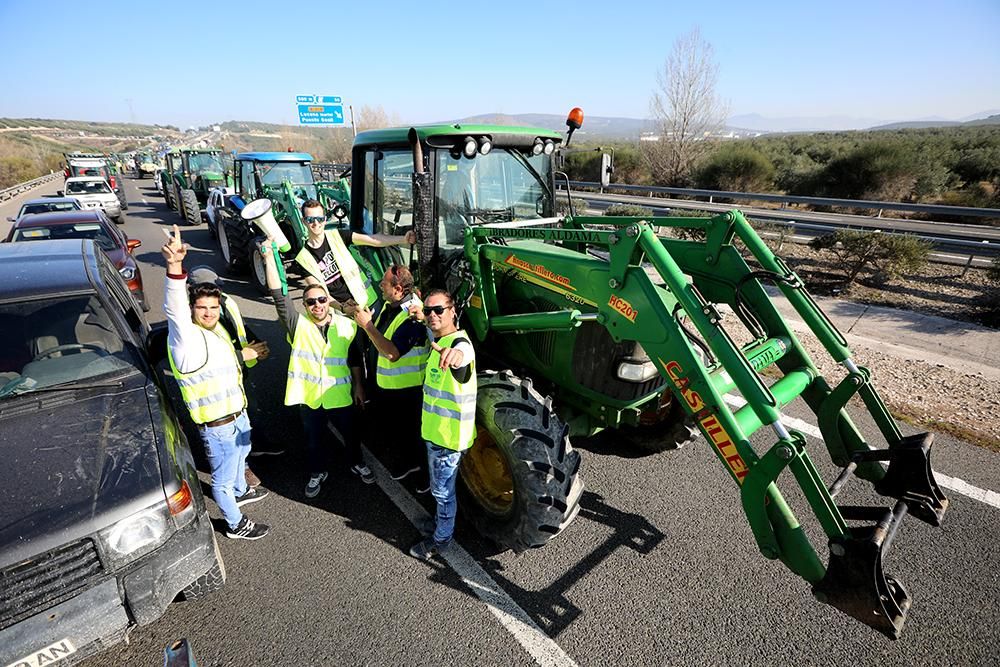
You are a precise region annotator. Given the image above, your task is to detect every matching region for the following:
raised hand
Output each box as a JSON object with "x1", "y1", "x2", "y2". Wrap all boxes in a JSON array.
[{"x1": 161, "y1": 224, "x2": 188, "y2": 268}]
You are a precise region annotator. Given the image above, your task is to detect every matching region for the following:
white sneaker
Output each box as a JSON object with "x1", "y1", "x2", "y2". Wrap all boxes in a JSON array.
[
  {"x1": 305, "y1": 472, "x2": 329, "y2": 498},
  {"x1": 350, "y1": 464, "x2": 375, "y2": 484}
]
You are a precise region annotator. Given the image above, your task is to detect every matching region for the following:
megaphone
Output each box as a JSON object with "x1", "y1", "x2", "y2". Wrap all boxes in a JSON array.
[{"x1": 241, "y1": 198, "x2": 290, "y2": 252}]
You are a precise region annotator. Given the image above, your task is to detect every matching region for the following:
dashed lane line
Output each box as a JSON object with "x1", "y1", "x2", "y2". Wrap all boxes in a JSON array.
[
  {"x1": 363, "y1": 446, "x2": 579, "y2": 667},
  {"x1": 721, "y1": 394, "x2": 1000, "y2": 511}
]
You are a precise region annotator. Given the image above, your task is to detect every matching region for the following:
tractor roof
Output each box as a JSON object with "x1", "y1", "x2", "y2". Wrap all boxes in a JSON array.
[
  {"x1": 236, "y1": 152, "x2": 313, "y2": 162},
  {"x1": 353, "y1": 124, "x2": 562, "y2": 148}
]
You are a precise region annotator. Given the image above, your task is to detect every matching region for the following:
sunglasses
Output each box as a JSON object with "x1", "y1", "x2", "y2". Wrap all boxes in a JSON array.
[
  {"x1": 304, "y1": 216, "x2": 326, "y2": 224},
  {"x1": 423, "y1": 305, "x2": 451, "y2": 316},
  {"x1": 304, "y1": 296, "x2": 329, "y2": 306}
]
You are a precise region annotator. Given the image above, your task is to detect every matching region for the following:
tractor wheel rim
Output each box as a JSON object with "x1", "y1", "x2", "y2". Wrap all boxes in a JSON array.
[
  {"x1": 461, "y1": 426, "x2": 514, "y2": 516},
  {"x1": 252, "y1": 251, "x2": 266, "y2": 286},
  {"x1": 219, "y1": 224, "x2": 231, "y2": 263}
]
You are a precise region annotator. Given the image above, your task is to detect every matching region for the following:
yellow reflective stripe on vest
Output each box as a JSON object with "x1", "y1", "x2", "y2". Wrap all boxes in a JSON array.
[
  {"x1": 284, "y1": 313, "x2": 356, "y2": 409},
  {"x1": 421, "y1": 330, "x2": 477, "y2": 451},
  {"x1": 376, "y1": 309, "x2": 429, "y2": 389},
  {"x1": 168, "y1": 326, "x2": 246, "y2": 424}
]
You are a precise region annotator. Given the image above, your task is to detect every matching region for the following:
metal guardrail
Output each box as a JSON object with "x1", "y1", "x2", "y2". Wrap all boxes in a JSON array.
[
  {"x1": 0, "y1": 172, "x2": 60, "y2": 202},
  {"x1": 312, "y1": 163, "x2": 351, "y2": 182},
  {"x1": 567, "y1": 180, "x2": 1000, "y2": 220}
]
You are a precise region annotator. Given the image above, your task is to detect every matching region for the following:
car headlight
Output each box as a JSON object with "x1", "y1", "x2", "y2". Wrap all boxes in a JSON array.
[
  {"x1": 616, "y1": 359, "x2": 659, "y2": 383},
  {"x1": 119, "y1": 266, "x2": 136, "y2": 280},
  {"x1": 99, "y1": 505, "x2": 170, "y2": 567}
]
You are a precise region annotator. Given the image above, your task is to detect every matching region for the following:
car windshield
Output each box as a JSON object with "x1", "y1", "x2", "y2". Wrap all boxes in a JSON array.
[
  {"x1": 188, "y1": 153, "x2": 225, "y2": 174},
  {"x1": 67, "y1": 181, "x2": 111, "y2": 195},
  {"x1": 13, "y1": 223, "x2": 117, "y2": 251},
  {"x1": 0, "y1": 295, "x2": 139, "y2": 399},
  {"x1": 435, "y1": 148, "x2": 552, "y2": 246},
  {"x1": 20, "y1": 202, "x2": 80, "y2": 216}
]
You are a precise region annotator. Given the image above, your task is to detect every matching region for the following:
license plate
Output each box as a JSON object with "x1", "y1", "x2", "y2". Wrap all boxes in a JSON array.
[{"x1": 5, "y1": 639, "x2": 76, "y2": 667}]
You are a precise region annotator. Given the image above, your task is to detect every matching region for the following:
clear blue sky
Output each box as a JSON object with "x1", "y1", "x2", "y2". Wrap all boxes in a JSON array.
[{"x1": 1, "y1": 0, "x2": 997, "y2": 127}]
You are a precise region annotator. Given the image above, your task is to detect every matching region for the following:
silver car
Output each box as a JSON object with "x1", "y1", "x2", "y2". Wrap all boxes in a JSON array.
[{"x1": 61, "y1": 178, "x2": 122, "y2": 223}]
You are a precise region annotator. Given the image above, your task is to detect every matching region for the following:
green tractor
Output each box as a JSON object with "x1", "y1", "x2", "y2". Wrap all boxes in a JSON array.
[
  {"x1": 208, "y1": 151, "x2": 350, "y2": 293},
  {"x1": 161, "y1": 148, "x2": 230, "y2": 226},
  {"x1": 327, "y1": 113, "x2": 949, "y2": 639}
]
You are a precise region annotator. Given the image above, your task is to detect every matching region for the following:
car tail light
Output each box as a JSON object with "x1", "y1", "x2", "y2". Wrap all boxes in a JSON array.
[
  {"x1": 167, "y1": 480, "x2": 193, "y2": 515},
  {"x1": 109, "y1": 175, "x2": 117, "y2": 189}
]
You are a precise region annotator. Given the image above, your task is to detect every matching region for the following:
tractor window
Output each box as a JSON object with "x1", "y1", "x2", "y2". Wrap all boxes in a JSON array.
[
  {"x1": 435, "y1": 149, "x2": 551, "y2": 248},
  {"x1": 187, "y1": 154, "x2": 224, "y2": 174},
  {"x1": 238, "y1": 162, "x2": 256, "y2": 198},
  {"x1": 375, "y1": 151, "x2": 414, "y2": 236},
  {"x1": 256, "y1": 162, "x2": 317, "y2": 201}
]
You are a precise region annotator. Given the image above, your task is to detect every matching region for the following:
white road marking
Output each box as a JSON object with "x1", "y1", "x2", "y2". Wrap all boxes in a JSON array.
[
  {"x1": 142, "y1": 199, "x2": 148, "y2": 205},
  {"x1": 721, "y1": 394, "x2": 1000, "y2": 511},
  {"x1": 364, "y1": 447, "x2": 579, "y2": 667}
]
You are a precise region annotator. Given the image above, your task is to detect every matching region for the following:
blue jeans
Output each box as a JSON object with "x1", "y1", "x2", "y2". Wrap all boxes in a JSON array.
[
  {"x1": 201, "y1": 410, "x2": 252, "y2": 530},
  {"x1": 426, "y1": 441, "x2": 464, "y2": 547}
]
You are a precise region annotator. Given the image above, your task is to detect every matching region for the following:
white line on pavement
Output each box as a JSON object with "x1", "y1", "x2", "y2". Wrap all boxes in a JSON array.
[
  {"x1": 364, "y1": 447, "x2": 579, "y2": 667},
  {"x1": 721, "y1": 394, "x2": 1000, "y2": 511}
]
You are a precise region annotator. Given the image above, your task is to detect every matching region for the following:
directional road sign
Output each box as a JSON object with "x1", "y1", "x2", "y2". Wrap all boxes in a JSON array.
[{"x1": 296, "y1": 95, "x2": 345, "y2": 125}]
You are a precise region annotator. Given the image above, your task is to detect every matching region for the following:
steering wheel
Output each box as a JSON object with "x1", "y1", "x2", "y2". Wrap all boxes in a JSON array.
[{"x1": 32, "y1": 343, "x2": 104, "y2": 362}]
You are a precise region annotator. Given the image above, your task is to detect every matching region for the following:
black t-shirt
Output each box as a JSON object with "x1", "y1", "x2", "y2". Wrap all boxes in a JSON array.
[
  {"x1": 304, "y1": 230, "x2": 355, "y2": 303},
  {"x1": 376, "y1": 302, "x2": 429, "y2": 358}
]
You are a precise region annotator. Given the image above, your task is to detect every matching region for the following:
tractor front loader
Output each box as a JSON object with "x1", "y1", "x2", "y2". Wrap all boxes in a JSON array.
[
  {"x1": 454, "y1": 210, "x2": 948, "y2": 638},
  {"x1": 342, "y1": 120, "x2": 949, "y2": 638}
]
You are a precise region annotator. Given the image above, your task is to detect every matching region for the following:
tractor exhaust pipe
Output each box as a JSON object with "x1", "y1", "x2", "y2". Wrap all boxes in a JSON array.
[{"x1": 409, "y1": 128, "x2": 437, "y2": 290}]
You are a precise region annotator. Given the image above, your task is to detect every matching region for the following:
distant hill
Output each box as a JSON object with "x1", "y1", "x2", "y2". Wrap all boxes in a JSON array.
[
  {"x1": 450, "y1": 113, "x2": 654, "y2": 140},
  {"x1": 869, "y1": 114, "x2": 1000, "y2": 131}
]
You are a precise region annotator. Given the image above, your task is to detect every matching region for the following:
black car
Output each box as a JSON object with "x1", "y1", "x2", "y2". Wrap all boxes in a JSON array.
[{"x1": 0, "y1": 240, "x2": 224, "y2": 666}]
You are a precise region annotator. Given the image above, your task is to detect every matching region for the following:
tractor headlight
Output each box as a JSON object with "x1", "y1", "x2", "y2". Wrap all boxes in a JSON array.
[
  {"x1": 531, "y1": 138, "x2": 544, "y2": 156},
  {"x1": 119, "y1": 266, "x2": 136, "y2": 280},
  {"x1": 616, "y1": 360, "x2": 659, "y2": 383},
  {"x1": 478, "y1": 137, "x2": 492, "y2": 155},
  {"x1": 543, "y1": 140, "x2": 555, "y2": 155},
  {"x1": 462, "y1": 136, "x2": 478, "y2": 158}
]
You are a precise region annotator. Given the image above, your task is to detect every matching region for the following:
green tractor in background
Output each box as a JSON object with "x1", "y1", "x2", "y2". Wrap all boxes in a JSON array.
[
  {"x1": 207, "y1": 151, "x2": 350, "y2": 293},
  {"x1": 325, "y1": 114, "x2": 949, "y2": 639},
  {"x1": 134, "y1": 151, "x2": 160, "y2": 179},
  {"x1": 161, "y1": 147, "x2": 231, "y2": 226}
]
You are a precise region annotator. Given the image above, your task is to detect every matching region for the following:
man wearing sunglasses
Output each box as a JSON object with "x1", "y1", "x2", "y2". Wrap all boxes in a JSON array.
[
  {"x1": 353, "y1": 265, "x2": 431, "y2": 492},
  {"x1": 405, "y1": 290, "x2": 477, "y2": 561},
  {"x1": 294, "y1": 199, "x2": 415, "y2": 314},
  {"x1": 261, "y1": 238, "x2": 375, "y2": 497}
]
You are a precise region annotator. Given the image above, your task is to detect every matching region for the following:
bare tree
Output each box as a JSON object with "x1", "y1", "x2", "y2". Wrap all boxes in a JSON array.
[
  {"x1": 642, "y1": 28, "x2": 729, "y2": 186},
  {"x1": 354, "y1": 105, "x2": 402, "y2": 132}
]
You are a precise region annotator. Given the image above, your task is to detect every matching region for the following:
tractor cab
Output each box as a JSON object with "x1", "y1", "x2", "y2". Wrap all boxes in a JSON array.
[{"x1": 233, "y1": 152, "x2": 317, "y2": 205}]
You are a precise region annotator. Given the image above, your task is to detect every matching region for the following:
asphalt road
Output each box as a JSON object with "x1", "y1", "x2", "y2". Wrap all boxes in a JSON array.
[{"x1": 3, "y1": 178, "x2": 999, "y2": 666}]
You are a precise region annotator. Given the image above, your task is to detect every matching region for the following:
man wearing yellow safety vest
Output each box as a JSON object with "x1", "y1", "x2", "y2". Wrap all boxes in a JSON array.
[
  {"x1": 260, "y1": 237, "x2": 375, "y2": 498},
  {"x1": 294, "y1": 199, "x2": 415, "y2": 313},
  {"x1": 162, "y1": 226, "x2": 271, "y2": 541},
  {"x1": 406, "y1": 289, "x2": 477, "y2": 560},
  {"x1": 353, "y1": 265, "x2": 430, "y2": 492}
]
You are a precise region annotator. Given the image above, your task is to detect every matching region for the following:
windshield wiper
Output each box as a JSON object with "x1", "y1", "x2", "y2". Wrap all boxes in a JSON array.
[
  {"x1": 0, "y1": 378, "x2": 125, "y2": 398},
  {"x1": 508, "y1": 150, "x2": 552, "y2": 200}
]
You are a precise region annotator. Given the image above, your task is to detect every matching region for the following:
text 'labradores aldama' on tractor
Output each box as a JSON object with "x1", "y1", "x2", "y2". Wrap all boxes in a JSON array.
[{"x1": 232, "y1": 109, "x2": 949, "y2": 639}]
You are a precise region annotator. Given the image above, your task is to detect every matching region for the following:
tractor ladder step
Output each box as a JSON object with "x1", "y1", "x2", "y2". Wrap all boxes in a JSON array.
[{"x1": 814, "y1": 432, "x2": 949, "y2": 639}]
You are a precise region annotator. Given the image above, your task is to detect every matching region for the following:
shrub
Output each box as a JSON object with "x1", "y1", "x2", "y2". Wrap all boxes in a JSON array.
[
  {"x1": 604, "y1": 204, "x2": 654, "y2": 217},
  {"x1": 809, "y1": 230, "x2": 932, "y2": 284},
  {"x1": 694, "y1": 144, "x2": 776, "y2": 192}
]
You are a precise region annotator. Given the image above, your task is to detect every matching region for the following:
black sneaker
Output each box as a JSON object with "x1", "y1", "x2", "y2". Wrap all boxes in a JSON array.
[
  {"x1": 408, "y1": 539, "x2": 439, "y2": 560},
  {"x1": 305, "y1": 472, "x2": 328, "y2": 499},
  {"x1": 226, "y1": 517, "x2": 270, "y2": 540},
  {"x1": 351, "y1": 464, "x2": 376, "y2": 484},
  {"x1": 235, "y1": 487, "x2": 269, "y2": 506},
  {"x1": 390, "y1": 465, "x2": 420, "y2": 481}
]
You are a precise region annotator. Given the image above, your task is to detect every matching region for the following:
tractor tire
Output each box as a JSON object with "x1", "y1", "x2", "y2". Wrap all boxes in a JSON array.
[
  {"x1": 165, "y1": 185, "x2": 177, "y2": 211},
  {"x1": 248, "y1": 242, "x2": 269, "y2": 295},
  {"x1": 618, "y1": 399, "x2": 697, "y2": 454},
  {"x1": 459, "y1": 370, "x2": 584, "y2": 553},
  {"x1": 218, "y1": 217, "x2": 253, "y2": 273},
  {"x1": 180, "y1": 189, "x2": 200, "y2": 226},
  {"x1": 180, "y1": 532, "x2": 226, "y2": 601}
]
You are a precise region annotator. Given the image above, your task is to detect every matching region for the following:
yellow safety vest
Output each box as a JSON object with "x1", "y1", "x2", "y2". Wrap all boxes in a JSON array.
[
  {"x1": 168, "y1": 325, "x2": 246, "y2": 424},
  {"x1": 285, "y1": 312, "x2": 357, "y2": 409},
  {"x1": 223, "y1": 296, "x2": 256, "y2": 368},
  {"x1": 376, "y1": 308, "x2": 429, "y2": 390},
  {"x1": 294, "y1": 230, "x2": 377, "y2": 307},
  {"x1": 421, "y1": 330, "x2": 477, "y2": 451}
]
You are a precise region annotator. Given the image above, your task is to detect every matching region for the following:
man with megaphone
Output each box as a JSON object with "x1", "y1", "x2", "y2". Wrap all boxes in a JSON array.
[{"x1": 294, "y1": 199, "x2": 415, "y2": 315}]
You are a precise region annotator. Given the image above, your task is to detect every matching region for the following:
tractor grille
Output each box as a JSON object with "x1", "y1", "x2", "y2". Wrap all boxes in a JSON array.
[
  {"x1": 572, "y1": 324, "x2": 664, "y2": 401},
  {"x1": 0, "y1": 539, "x2": 106, "y2": 630}
]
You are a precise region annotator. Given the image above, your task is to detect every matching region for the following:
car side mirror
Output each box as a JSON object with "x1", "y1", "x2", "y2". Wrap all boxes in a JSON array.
[
  {"x1": 57, "y1": 190, "x2": 64, "y2": 197},
  {"x1": 127, "y1": 238, "x2": 141, "y2": 251},
  {"x1": 5, "y1": 216, "x2": 13, "y2": 222}
]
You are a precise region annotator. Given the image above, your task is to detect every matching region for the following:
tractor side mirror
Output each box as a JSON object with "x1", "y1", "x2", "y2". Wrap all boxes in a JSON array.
[{"x1": 600, "y1": 152, "x2": 613, "y2": 188}]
